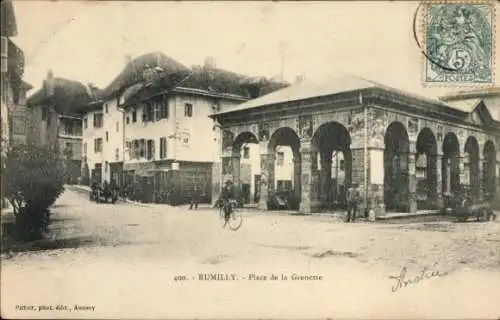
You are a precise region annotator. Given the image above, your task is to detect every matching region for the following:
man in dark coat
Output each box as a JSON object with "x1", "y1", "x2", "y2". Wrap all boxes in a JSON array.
[
  {"x1": 346, "y1": 183, "x2": 360, "y2": 222},
  {"x1": 189, "y1": 186, "x2": 201, "y2": 210}
]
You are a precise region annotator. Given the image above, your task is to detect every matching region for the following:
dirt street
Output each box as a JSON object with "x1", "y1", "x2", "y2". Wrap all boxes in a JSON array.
[{"x1": 2, "y1": 188, "x2": 499, "y2": 319}]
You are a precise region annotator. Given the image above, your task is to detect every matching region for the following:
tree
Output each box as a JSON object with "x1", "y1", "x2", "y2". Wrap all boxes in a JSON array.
[{"x1": 3, "y1": 142, "x2": 64, "y2": 241}]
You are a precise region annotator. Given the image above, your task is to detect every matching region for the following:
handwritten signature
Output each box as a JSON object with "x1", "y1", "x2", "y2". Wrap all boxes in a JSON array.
[{"x1": 389, "y1": 264, "x2": 449, "y2": 292}]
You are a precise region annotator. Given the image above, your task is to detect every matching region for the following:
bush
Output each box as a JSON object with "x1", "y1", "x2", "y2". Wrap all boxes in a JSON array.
[{"x1": 3, "y1": 143, "x2": 64, "y2": 241}]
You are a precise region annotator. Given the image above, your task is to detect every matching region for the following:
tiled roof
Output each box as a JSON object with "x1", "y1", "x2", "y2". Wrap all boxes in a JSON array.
[
  {"x1": 440, "y1": 87, "x2": 500, "y2": 101},
  {"x1": 445, "y1": 99, "x2": 482, "y2": 113},
  {"x1": 27, "y1": 78, "x2": 100, "y2": 116},
  {"x1": 101, "y1": 52, "x2": 189, "y2": 100},
  {"x1": 213, "y1": 74, "x2": 379, "y2": 115},
  {"x1": 213, "y1": 73, "x2": 477, "y2": 116}
]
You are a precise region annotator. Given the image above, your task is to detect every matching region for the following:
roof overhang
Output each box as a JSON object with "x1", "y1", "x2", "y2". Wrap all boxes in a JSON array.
[{"x1": 440, "y1": 87, "x2": 500, "y2": 101}]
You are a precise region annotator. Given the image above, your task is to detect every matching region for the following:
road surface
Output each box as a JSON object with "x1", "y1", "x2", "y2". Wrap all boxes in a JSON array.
[{"x1": 2, "y1": 188, "x2": 499, "y2": 319}]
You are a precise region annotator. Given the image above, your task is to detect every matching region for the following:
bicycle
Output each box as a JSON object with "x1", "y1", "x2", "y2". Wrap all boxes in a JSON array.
[{"x1": 219, "y1": 199, "x2": 243, "y2": 231}]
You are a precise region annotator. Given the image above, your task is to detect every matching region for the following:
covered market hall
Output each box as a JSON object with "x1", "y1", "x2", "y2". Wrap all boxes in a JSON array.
[{"x1": 210, "y1": 75, "x2": 500, "y2": 217}]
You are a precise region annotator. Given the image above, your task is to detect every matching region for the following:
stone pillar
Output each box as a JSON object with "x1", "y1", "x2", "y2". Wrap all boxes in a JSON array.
[
  {"x1": 477, "y1": 157, "x2": 484, "y2": 200},
  {"x1": 299, "y1": 139, "x2": 313, "y2": 214},
  {"x1": 408, "y1": 151, "x2": 417, "y2": 213},
  {"x1": 293, "y1": 157, "x2": 301, "y2": 198},
  {"x1": 319, "y1": 153, "x2": 332, "y2": 207},
  {"x1": 258, "y1": 142, "x2": 275, "y2": 210},
  {"x1": 231, "y1": 154, "x2": 241, "y2": 199},
  {"x1": 459, "y1": 155, "x2": 467, "y2": 189},
  {"x1": 368, "y1": 147, "x2": 385, "y2": 218},
  {"x1": 435, "y1": 153, "x2": 443, "y2": 208}
]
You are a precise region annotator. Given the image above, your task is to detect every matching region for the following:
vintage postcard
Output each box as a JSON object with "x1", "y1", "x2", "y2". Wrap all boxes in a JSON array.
[{"x1": 1, "y1": 0, "x2": 499, "y2": 319}]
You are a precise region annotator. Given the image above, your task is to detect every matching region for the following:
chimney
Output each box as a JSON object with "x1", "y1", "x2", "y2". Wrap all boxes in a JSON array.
[
  {"x1": 45, "y1": 69, "x2": 55, "y2": 97},
  {"x1": 295, "y1": 75, "x2": 305, "y2": 84},
  {"x1": 204, "y1": 56, "x2": 216, "y2": 69}
]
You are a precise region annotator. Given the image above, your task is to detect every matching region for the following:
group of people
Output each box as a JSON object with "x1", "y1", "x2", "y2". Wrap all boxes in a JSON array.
[
  {"x1": 208, "y1": 179, "x2": 361, "y2": 223},
  {"x1": 90, "y1": 180, "x2": 118, "y2": 202}
]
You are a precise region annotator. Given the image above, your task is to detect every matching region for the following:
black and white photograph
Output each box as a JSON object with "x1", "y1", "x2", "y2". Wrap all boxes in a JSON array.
[{"x1": 1, "y1": 0, "x2": 499, "y2": 319}]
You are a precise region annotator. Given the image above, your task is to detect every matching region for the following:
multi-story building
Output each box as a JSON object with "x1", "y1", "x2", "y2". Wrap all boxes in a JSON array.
[
  {"x1": 78, "y1": 52, "x2": 288, "y2": 205},
  {"x1": 26, "y1": 71, "x2": 99, "y2": 183},
  {"x1": 1, "y1": 0, "x2": 32, "y2": 206},
  {"x1": 9, "y1": 81, "x2": 34, "y2": 145}
]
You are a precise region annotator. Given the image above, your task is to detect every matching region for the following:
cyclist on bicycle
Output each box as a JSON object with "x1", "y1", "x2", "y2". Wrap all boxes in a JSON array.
[{"x1": 220, "y1": 180, "x2": 236, "y2": 223}]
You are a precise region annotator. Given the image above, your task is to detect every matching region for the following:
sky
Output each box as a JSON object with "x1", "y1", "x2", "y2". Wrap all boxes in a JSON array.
[{"x1": 12, "y1": 1, "x2": 499, "y2": 99}]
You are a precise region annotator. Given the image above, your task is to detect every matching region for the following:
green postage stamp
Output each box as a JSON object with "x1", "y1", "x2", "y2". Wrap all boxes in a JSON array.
[{"x1": 423, "y1": 1, "x2": 495, "y2": 85}]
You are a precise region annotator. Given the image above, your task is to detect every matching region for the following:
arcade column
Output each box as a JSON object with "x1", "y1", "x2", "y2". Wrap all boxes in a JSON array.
[
  {"x1": 408, "y1": 151, "x2": 417, "y2": 214},
  {"x1": 478, "y1": 157, "x2": 484, "y2": 200},
  {"x1": 299, "y1": 139, "x2": 313, "y2": 214},
  {"x1": 319, "y1": 152, "x2": 332, "y2": 207},
  {"x1": 435, "y1": 153, "x2": 443, "y2": 208},
  {"x1": 258, "y1": 142, "x2": 275, "y2": 210},
  {"x1": 293, "y1": 157, "x2": 301, "y2": 199},
  {"x1": 231, "y1": 153, "x2": 241, "y2": 199}
]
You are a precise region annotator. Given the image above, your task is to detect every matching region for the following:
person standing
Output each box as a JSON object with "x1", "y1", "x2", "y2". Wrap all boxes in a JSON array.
[
  {"x1": 346, "y1": 183, "x2": 360, "y2": 222},
  {"x1": 189, "y1": 185, "x2": 201, "y2": 210}
]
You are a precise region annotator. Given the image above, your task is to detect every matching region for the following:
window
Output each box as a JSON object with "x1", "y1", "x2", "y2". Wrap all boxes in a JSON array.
[
  {"x1": 62, "y1": 120, "x2": 76, "y2": 135},
  {"x1": 132, "y1": 110, "x2": 137, "y2": 123},
  {"x1": 139, "y1": 139, "x2": 145, "y2": 158},
  {"x1": 126, "y1": 116, "x2": 130, "y2": 124},
  {"x1": 65, "y1": 142, "x2": 73, "y2": 158},
  {"x1": 105, "y1": 131, "x2": 109, "y2": 142},
  {"x1": 340, "y1": 159, "x2": 345, "y2": 171},
  {"x1": 116, "y1": 121, "x2": 119, "y2": 132},
  {"x1": 94, "y1": 138, "x2": 103, "y2": 153},
  {"x1": 182, "y1": 132, "x2": 190, "y2": 144},
  {"x1": 160, "y1": 100, "x2": 169, "y2": 119},
  {"x1": 93, "y1": 113, "x2": 103, "y2": 128},
  {"x1": 83, "y1": 118, "x2": 88, "y2": 129},
  {"x1": 143, "y1": 103, "x2": 153, "y2": 122},
  {"x1": 126, "y1": 141, "x2": 132, "y2": 159},
  {"x1": 133, "y1": 140, "x2": 140, "y2": 159},
  {"x1": 146, "y1": 139, "x2": 155, "y2": 160},
  {"x1": 184, "y1": 103, "x2": 193, "y2": 117},
  {"x1": 243, "y1": 146, "x2": 250, "y2": 159},
  {"x1": 12, "y1": 116, "x2": 25, "y2": 134},
  {"x1": 277, "y1": 151, "x2": 284, "y2": 167},
  {"x1": 83, "y1": 143, "x2": 87, "y2": 155},
  {"x1": 160, "y1": 137, "x2": 167, "y2": 159},
  {"x1": 115, "y1": 148, "x2": 120, "y2": 161}
]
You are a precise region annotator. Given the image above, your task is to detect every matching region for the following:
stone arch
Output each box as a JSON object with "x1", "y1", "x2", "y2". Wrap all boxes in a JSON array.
[
  {"x1": 232, "y1": 131, "x2": 258, "y2": 153},
  {"x1": 268, "y1": 127, "x2": 302, "y2": 207},
  {"x1": 312, "y1": 121, "x2": 352, "y2": 210},
  {"x1": 225, "y1": 131, "x2": 259, "y2": 204},
  {"x1": 268, "y1": 127, "x2": 301, "y2": 156},
  {"x1": 464, "y1": 135, "x2": 480, "y2": 198},
  {"x1": 384, "y1": 121, "x2": 410, "y2": 212},
  {"x1": 483, "y1": 140, "x2": 496, "y2": 201},
  {"x1": 416, "y1": 127, "x2": 438, "y2": 209},
  {"x1": 442, "y1": 132, "x2": 460, "y2": 196}
]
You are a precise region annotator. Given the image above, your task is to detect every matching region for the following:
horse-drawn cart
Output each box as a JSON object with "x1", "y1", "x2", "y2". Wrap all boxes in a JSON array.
[
  {"x1": 450, "y1": 198, "x2": 496, "y2": 222},
  {"x1": 89, "y1": 186, "x2": 118, "y2": 204}
]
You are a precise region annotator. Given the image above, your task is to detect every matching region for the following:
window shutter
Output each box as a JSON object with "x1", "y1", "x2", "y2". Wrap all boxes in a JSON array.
[{"x1": 152, "y1": 140, "x2": 156, "y2": 159}]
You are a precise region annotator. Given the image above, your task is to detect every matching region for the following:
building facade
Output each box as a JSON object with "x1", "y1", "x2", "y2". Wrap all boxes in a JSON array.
[
  {"x1": 26, "y1": 72, "x2": 97, "y2": 183},
  {"x1": 212, "y1": 75, "x2": 500, "y2": 216},
  {"x1": 78, "y1": 52, "x2": 288, "y2": 204}
]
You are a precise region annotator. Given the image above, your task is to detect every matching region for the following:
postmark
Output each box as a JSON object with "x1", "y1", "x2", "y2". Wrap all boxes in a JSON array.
[{"x1": 422, "y1": 2, "x2": 495, "y2": 85}]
